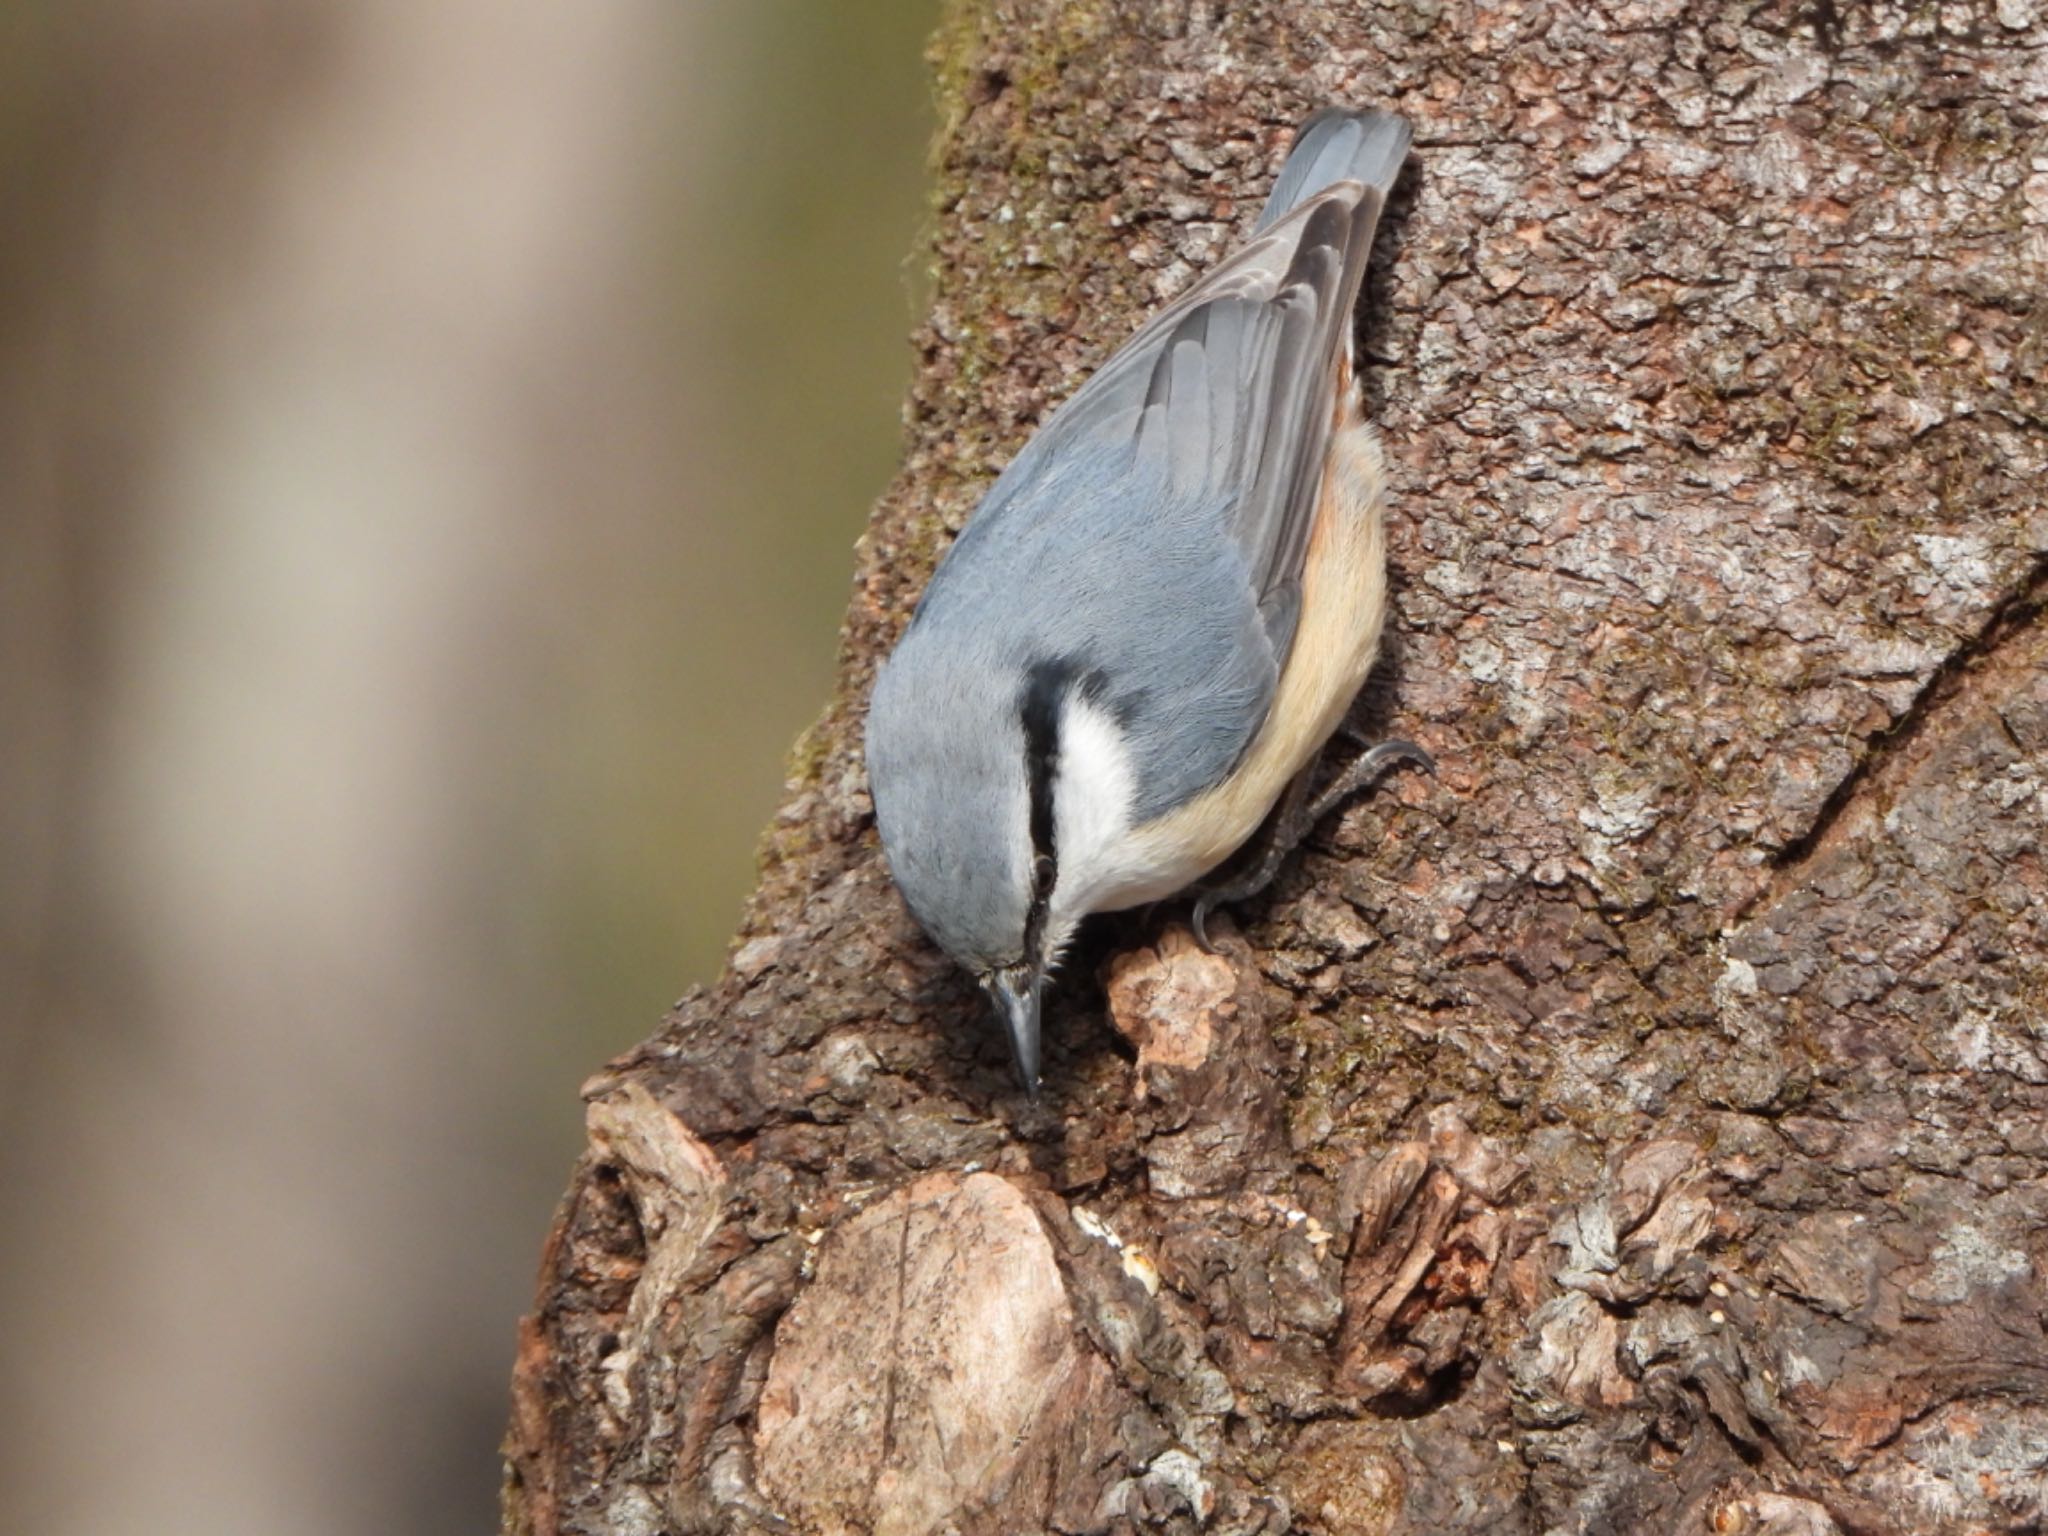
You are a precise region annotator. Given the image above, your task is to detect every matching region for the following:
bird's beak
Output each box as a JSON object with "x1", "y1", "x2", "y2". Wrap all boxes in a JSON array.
[{"x1": 984, "y1": 968, "x2": 1043, "y2": 1097}]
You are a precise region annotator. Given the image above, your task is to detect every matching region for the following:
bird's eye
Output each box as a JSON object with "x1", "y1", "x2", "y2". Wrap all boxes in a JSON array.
[{"x1": 1031, "y1": 853, "x2": 1055, "y2": 899}]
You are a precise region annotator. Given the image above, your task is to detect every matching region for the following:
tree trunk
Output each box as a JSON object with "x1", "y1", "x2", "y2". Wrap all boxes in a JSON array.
[{"x1": 501, "y1": 2, "x2": 2048, "y2": 1531}]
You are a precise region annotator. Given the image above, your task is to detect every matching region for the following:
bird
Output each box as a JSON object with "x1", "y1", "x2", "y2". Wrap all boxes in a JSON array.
[{"x1": 864, "y1": 106, "x2": 1428, "y2": 1094}]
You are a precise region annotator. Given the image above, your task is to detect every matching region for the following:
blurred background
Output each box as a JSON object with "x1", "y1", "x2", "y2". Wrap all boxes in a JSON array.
[{"x1": 0, "y1": 2, "x2": 939, "y2": 1531}]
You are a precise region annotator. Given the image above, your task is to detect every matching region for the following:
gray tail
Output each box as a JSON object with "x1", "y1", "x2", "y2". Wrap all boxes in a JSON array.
[{"x1": 1254, "y1": 107, "x2": 1411, "y2": 233}]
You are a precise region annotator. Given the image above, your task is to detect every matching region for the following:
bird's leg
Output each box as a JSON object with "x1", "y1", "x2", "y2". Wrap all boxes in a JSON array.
[
  {"x1": 1304, "y1": 734, "x2": 1435, "y2": 825},
  {"x1": 1190, "y1": 733, "x2": 1434, "y2": 952},
  {"x1": 1190, "y1": 761, "x2": 1313, "y2": 952}
]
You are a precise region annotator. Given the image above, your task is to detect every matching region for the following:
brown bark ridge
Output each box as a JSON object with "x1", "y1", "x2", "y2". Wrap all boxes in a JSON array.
[{"x1": 502, "y1": 2, "x2": 2048, "y2": 1532}]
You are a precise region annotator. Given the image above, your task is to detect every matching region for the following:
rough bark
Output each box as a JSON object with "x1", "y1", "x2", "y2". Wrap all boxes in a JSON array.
[{"x1": 502, "y1": 2, "x2": 2048, "y2": 1532}]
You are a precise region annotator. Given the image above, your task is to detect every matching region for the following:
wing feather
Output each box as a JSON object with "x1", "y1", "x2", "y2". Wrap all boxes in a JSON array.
[{"x1": 989, "y1": 111, "x2": 1406, "y2": 667}]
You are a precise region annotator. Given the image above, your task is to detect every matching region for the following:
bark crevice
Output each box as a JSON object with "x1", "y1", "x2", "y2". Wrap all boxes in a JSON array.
[{"x1": 1764, "y1": 549, "x2": 2048, "y2": 887}]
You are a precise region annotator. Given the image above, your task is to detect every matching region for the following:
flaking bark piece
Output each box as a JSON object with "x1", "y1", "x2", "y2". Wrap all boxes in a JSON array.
[{"x1": 753, "y1": 1171, "x2": 1127, "y2": 1536}]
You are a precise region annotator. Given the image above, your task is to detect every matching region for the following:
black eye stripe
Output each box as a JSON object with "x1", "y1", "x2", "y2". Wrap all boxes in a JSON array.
[
  {"x1": 1020, "y1": 665, "x2": 1062, "y2": 875},
  {"x1": 1018, "y1": 658, "x2": 1078, "y2": 966},
  {"x1": 1018, "y1": 658, "x2": 1121, "y2": 966}
]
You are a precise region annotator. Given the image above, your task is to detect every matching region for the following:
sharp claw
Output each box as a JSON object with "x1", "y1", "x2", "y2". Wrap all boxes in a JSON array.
[
  {"x1": 1386, "y1": 739, "x2": 1436, "y2": 776},
  {"x1": 1359, "y1": 738, "x2": 1435, "y2": 781},
  {"x1": 1190, "y1": 896, "x2": 1220, "y2": 954}
]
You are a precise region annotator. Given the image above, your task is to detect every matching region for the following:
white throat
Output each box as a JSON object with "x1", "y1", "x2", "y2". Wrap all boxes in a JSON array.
[{"x1": 1045, "y1": 694, "x2": 1169, "y2": 932}]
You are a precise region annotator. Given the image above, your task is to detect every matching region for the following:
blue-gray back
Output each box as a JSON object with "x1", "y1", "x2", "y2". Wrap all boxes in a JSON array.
[
  {"x1": 894, "y1": 108, "x2": 1410, "y2": 820},
  {"x1": 905, "y1": 432, "x2": 1276, "y2": 823}
]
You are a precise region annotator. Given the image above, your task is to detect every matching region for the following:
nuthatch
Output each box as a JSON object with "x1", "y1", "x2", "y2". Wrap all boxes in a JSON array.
[{"x1": 865, "y1": 107, "x2": 1428, "y2": 1093}]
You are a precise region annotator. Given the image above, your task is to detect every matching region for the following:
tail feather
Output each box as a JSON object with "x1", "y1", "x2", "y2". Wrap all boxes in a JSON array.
[{"x1": 1254, "y1": 107, "x2": 1411, "y2": 233}]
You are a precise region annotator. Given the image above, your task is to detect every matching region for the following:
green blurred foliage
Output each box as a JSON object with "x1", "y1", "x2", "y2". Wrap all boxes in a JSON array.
[{"x1": 545, "y1": 0, "x2": 939, "y2": 1044}]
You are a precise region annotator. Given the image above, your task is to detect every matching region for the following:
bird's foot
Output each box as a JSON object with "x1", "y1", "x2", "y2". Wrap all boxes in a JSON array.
[
  {"x1": 1189, "y1": 735, "x2": 1433, "y2": 953},
  {"x1": 1304, "y1": 736, "x2": 1434, "y2": 825}
]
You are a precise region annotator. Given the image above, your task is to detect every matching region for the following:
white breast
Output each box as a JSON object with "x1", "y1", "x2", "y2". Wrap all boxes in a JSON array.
[{"x1": 1049, "y1": 693, "x2": 1215, "y2": 919}]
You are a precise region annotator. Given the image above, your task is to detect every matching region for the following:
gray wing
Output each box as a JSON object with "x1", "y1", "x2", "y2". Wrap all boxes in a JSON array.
[
  {"x1": 899, "y1": 111, "x2": 1409, "y2": 821},
  {"x1": 989, "y1": 109, "x2": 1409, "y2": 665}
]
